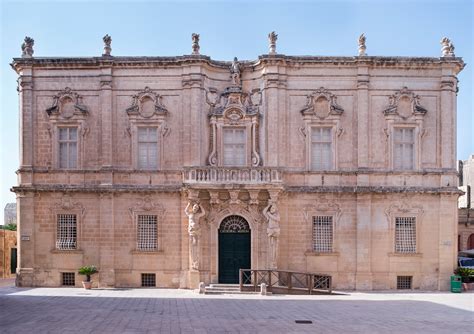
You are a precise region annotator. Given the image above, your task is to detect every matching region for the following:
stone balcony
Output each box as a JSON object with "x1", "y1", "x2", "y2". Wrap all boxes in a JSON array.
[{"x1": 182, "y1": 167, "x2": 283, "y2": 186}]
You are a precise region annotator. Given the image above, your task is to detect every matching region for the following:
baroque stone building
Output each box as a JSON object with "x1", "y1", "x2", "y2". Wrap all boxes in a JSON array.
[
  {"x1": 11, "y1": 35, "x2": 464, "y2": 290},
  {"x1": 458, "y1": 155, "x2": 474, "y2": 251}
]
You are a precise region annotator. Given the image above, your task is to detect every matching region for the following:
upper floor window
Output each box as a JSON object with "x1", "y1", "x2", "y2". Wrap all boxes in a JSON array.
[
  {"x1": 311, "y1": 127, "x2": 333, "y2": 171},
  {"x1": 58, "y1": 128, "x2": 78, "y2": 169},
  {"x1": 223, "y1": 127, "x2": 246, "y2": 166},
  {"x1": 56, "y1": 214, "x2": 77, "y2": 250},
  {"x1": 395, "y1": 217, "x2": 416, "y2": 253},
  {"x1": 393, "y1": 128, "x2": 414, "y2": 170},
  {"x1": 137, "y1": 127, "x2": 158, "y2": 169}
]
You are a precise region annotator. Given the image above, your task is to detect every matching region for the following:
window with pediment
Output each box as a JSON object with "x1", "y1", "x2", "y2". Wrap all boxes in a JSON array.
[
  {"x1": 382, "y1": 87, "x2": 428, "y2": 171},
  {"x1": 45, "y1": 87, "x2": 89, "y2": 169},
  {"x1": 126, "y1": 87, "x2": 169, "y2": 170},
  {"x1": 300, "y1": 87, "x2": 344, "y2": 171},
  {"x1": 206, "y1": 87, "x2": 262, "y2": 167}
]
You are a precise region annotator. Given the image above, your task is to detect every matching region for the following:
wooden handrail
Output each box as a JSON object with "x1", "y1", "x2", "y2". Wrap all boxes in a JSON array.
[{"x1": 239, "y1": 269, "x2": 332, "y2": 295}]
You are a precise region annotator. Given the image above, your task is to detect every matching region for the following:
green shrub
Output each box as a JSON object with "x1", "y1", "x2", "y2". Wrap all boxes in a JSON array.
[{"x1": 78, "y1": 265, "x2": 98, "y2": 282}]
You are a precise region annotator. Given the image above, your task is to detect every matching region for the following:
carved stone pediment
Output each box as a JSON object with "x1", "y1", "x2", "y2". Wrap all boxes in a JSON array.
[
  {"x1": 46, "y1": 87, "x2": 88, "y2": 119},
  {"x1": 383, "y1": 87, "x2": 427, "y2": 119},
  {"x1": 385, "y1": 199, "x2": 424, "y2": 222},
  {"x1": 302, "y1": 202, "x2": 342, "y2": 223},
  {"x1": 128, "y1": 195, "x2": 166, "y2": 219},
  {"x1": 51, "y1": 195, "x2": 85, "y2": 217},
  {"x1": 207, "y1": 86, "x2": 261, "y2": 119},
  {"x1": 300, "y1": 87, "x2": 344, "y2": 120},
  {"x1": 126, "y1": 87, "x2": 168, "y2": 119}
]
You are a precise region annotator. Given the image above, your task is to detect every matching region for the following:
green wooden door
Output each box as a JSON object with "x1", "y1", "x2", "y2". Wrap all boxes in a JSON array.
[
  {"x1": 218, "y1": 216, "x2": 251, "y2": 284},
  {"x1": 10, "y1": 248, "x2": 17, "y2": 275}
]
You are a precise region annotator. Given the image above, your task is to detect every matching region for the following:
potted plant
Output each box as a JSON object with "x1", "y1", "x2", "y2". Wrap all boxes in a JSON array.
[
  {"x1": 78, "y1": 265, "x2": 98, "y2": 289},
  {"x1": 454, "y1": 267, "x2": 474, "y2": 291}
]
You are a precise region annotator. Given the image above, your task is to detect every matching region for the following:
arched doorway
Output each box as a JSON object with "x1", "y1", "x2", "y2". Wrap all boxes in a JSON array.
[
  {"x1": 218, "y1": 215, "x2": 251, "y2": 283},
  {"x1": 468, "y1": 234, "x2": 474, "y2": 250}
]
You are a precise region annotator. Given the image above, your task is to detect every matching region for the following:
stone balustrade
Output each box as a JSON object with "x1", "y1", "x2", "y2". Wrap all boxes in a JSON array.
[{"x1": 183, "y1": 167, "x2": 282, "y2": 184}]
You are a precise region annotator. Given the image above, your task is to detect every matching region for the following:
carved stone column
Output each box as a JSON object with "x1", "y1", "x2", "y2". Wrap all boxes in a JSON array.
[{"x1": 265, "y1": 190, "x2": 281, "y2": 269}]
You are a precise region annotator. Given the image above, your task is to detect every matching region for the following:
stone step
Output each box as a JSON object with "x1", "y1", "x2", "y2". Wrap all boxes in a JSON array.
[
  {"x1": 204, "y1": 290, "x2": 259, "y2": 295},
  {"x1": 204, "y1": 284, "x2": 260, "y2": 295},
  {"x1": 209, "y1": 284, "x2": 240, "y2": 288}
]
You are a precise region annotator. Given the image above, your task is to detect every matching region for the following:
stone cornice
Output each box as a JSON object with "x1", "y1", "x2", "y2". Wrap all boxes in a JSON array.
[
  {"x1": 11, "y1": 55, "x2": 465, "y2": 74},
  {"x1": 285, "y1": 186, "x2": 462, "y2": 195},
  {"x1": 11, "y1": 185, "x2": 181, "y2": 193}
]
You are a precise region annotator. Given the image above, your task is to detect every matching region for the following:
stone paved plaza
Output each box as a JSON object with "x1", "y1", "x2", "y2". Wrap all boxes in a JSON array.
[{"x1": 0, "y1": 280, "x2": 472, "y2": 333}]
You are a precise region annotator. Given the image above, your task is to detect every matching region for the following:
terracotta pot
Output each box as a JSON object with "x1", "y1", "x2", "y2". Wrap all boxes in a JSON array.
[{"x1": 82, "y1": 281, "x2": 92, "y2": 289}]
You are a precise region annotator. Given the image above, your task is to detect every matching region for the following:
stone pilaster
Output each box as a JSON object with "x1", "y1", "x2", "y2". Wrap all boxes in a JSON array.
[
  {"x1": 98, "y1": 193, "x2": 115, "y2": 287},
  {"x1": 439, "y1": 66, "x2": 457, "y2": 170},
  {"x1": 182, "y1": 67, "x2": 204, "y2": 166},
  {"x1": 355, "y1": 193, "x2": 372, "y2": 290},
  {"x1": 438, "y1": 194, "x2": 458, "y2": 290},
  {"x1": 356, "y1": 62, "x2": 370, "y2": 168},
  {"x1": 16, "y1": 192, "x2": 35, "y2": 286},
  {"x1": 18, "y1": 67, "x2": 34, "y2": 185},
  {"x1": 99, "y1": 65, "x2": 113, "y2": 183}
]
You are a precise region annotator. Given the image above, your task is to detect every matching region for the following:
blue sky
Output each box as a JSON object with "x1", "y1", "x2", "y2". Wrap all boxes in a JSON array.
[{"x1": 0, "y1": 0, "x2": 473, "y2": 223}]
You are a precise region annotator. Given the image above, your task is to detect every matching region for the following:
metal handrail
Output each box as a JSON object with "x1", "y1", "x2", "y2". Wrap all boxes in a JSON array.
[{"x1": 239, "y1": 269, "x2": 332, "y2": 294}]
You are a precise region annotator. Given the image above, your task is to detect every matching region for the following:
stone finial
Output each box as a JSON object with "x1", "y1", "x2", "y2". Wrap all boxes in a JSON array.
[
  {"x1": 268, "y1": 31, "x2": 278, "y2": 54},
  {"x1": 21, "y1": 36, "x2": 34, "y2": 58},
  {"x1": 440, "y1": 37, "x2": 455, "y2": 57},
  {"x1": 192, "y1": 33, "x2": 200, "y2": 55},
  {"x1": 358, "y1": 33, "x2": 367, "y2": 56},
  {"x1": 103, "y1": 34, "x2": 112, "y2": 56}
]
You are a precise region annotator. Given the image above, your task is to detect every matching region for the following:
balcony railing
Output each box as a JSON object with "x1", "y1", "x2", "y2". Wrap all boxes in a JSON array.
[{"x1": 183, "y1": 167, "x2": 282, "y2": 184}]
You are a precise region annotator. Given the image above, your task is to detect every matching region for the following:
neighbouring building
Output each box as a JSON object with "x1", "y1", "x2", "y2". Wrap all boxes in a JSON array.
[
  {"x1": 459, "y1": 155, "x2": 474, "y2": 251},
  {"x1": 11, "y1": 34, "x2": 464, "y2": 290},
  {"x1": 0, "y1": 230, "x2": 17, "y2": 278},
  {"x1": 4, "y1": 203, "x2": 17, "y2": 226}
]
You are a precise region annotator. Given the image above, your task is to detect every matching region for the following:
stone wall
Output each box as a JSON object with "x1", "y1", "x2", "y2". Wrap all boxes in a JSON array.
[{"x1": 0, "y1": 230, "x2": 17, "y2": 278}]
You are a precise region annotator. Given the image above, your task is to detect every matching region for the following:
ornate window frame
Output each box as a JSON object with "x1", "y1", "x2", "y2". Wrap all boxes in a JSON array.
[
  {"x1": 303, "y1": 201, "x2": 342, "y2": 255},
  {"x1": 45, "y1": 87, "x2": 89, "y2": 170},
  {"x1": 382, "y1": 87, "x2": 428, "y2": 171},
  {"x1": 128, "y1": 196, "x2": 166, "y2": 253},
  {"x1": 385, "y1": 199, "x2": 424, "y2": 256},
  {"x1": 50, "y1": 195, "x2": 85, "y2": 253},
  {"x1": 299, "y1": 88, "x2": 344, "y2": 171},
  {"x1": 206, "y1": 87, "x2": 262, "y2": 167},
  {"x1": 126, "y1": 87, "x2": 170, "y2": 170}
]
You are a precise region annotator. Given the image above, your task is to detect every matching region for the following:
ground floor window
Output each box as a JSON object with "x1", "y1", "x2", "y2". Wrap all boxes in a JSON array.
[
  {"x1": 312, "y1": 216, "x2": 333, "y2": 252},
  {"x1": 397, "y1": 276, "x2": 412, "y2": 289},
  {"x1": 62, "y1": 272, "x2": 75, "y2": 286},
  {"x1": 141, "y1": 273, "x2": 156, "y2": 287}
]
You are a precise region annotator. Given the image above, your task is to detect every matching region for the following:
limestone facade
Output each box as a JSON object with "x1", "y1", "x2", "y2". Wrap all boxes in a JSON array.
[{"x1": 11, "y1": 40, "x2": 464, "y2": 290}]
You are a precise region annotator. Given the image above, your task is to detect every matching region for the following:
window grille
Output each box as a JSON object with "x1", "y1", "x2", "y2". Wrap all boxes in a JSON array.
[
  {"x1": 223, "y1": 128, "x2": 246, "y2": 166},
  {"x1": 395, "y1": 217, "x2": 416, "y2": 253},
  {"x1": 137, "y1": 215, "x2": 158, "y2": 251},
  {"x1": 141, "y1": 273, "x2": 156, "y2": 287},
  {"x1": 138, "y1": 127, "x2": 158, "y2": 169},
  {"x1": 62, "y1": 272, "x2": 75, "y2": 286},
  {"x1": 313, "y1": 275, "x2": 331, "y2": 290},
  {"x1": 394, "y1": 128, "x2": 414, "y2": 170},
  {"x1": 58, "y1": 127, "x2": 78, "y2": 169},
  {"x1": 56, "y1": 214, "x2": 77, "y2": 250},
  {"x1": 397, "y1": 276, "x2": 412, "y2": 289},
  {"x1": 311, "y1": 127, "x2": 332, "y2": 170},
  {"x1": 312, "y1": 216, "x2": 333, "y2": 252}
]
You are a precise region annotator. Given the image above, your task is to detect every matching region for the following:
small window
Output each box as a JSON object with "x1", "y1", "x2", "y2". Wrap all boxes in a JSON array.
[
  {"x1": 223, "y1": 128, "x2": 246, "y2": 166},
  {"x1": 58, "y1": 127, "x2": 78, "y2": 169},
  {"x1": 395, "y1": 217, "x2": 416, "y2": 253},
  {"x1": 137, "y1": 215, "x2": 158, "y2": 251},
  {"x1": 393, "y1": 128, "x2": 414, "y2": 170},
  {"x1": 312, "y1": 216, "x2": 333, "y2": 253},
  {"x1": 311, "y1": 127, "x2": 332, "y2": 170},
  {"x1": 397, "y1": 276, "x2": 412, "y2": 289},
  {"x1": 137, "y1": 127, "x2": 158, "y2": 169},
  {"x1": 141, "y1": 273, "x2": 156, "y2": 287},
  {"x1": 62, "y1": 272, "x2": 75, "y2": 286},
  {"x1": 56, "y1": 214, "x2": 77, "y2": 250}
]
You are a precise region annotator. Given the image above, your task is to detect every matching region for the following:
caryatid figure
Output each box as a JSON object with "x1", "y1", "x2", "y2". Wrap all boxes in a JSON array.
[
  {"x1": 263, "y1": 202, "x2": 281, "y2": 269},
  {"x1": 185, "y1": 202, "x2": 206, "y2": 270}
]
